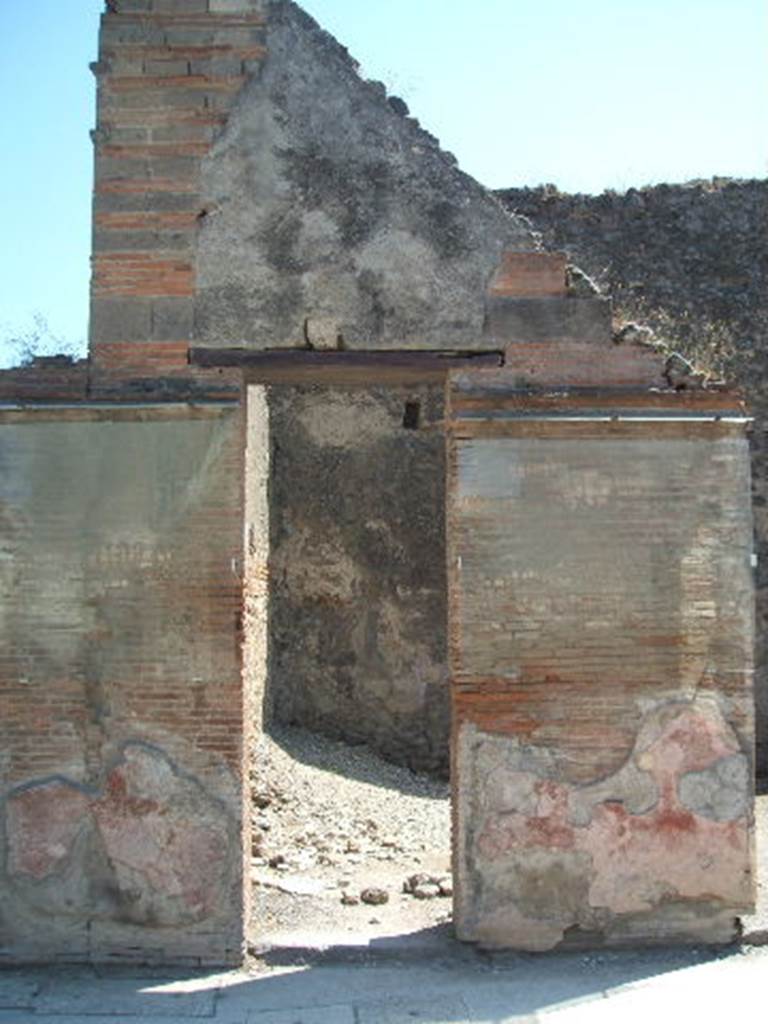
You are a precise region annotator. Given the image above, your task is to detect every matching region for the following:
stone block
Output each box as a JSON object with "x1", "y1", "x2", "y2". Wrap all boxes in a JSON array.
[
  {"x1": 95, "y1": 156, "x2": 149, "y2": 182},
  {"x1": 100, "y1": 23, "x2": 165, "y2": 47},
  {"x1": 502, "y1": 340, "x2": 667, "y2": 388},
  {"x1": 92, "y1": 227, "x2": 194, "y2": 252},
  {"x1": 246, "y1": 1008, "x2": 355, "y2": 1024},
  {"x1": 90, "y1": 296, "x2": 152, "y2": 343},
  {"x1": 162, "y1": 26, "x2": 264, "y2": 47},
  {"x1": 149, "y1": 154, "x2": 201, "y2": 182},
  {"x1": 210, "y1": 0, "x2": 265, "y2": 11},
  {"x1": 93, "y1": 191, "x2": 201, "y2": 215},
  {"x1": 153, "y1": 0, "x2": 208, "y2": 13},
  {"x1": 190, "y1": 56, "x2": 246, "y2": 77},
  {"x1": 151, "y1": 121, "x2": 216, "y2": 144},
  {"x1": 100, "y1": 87, "x2": 209, "y2": 112},
  {"x1": 35, "y1": 976, "x2": 215, "y2": 1017},
  {"x1": 356, "y1": 996, "x2": 471, "y2": 1023},
  {"x1": 113, "y1": 0, "x2": 152, "y2": 11},
  {"x1": 105, "y1": 54, "x2": 145, "y2": 76},
  {"x1": 144, "y1": 59, "x2": 192, "y2": 78},
  {"x1": 102, "y1": 125, "x2": 150, "y2": 145},
  {"x1": 485, "y1": 296, "x2": 613, "y2": 345}
]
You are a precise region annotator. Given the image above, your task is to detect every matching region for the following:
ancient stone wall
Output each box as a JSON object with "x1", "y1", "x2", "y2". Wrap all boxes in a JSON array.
[
  {"x1": 91, "y1": 0, "x2": 531, "y2": 377},
  {"x1": 497, "y1": 180, "x2": 766, "y2": 340},
  {"x1": 0, "y1": 0, "x2": 537, "y2": 964},
  {"x1": 498, "y1": 179, "x2": 768, "y2": 774},
  {"x1": 1, "y1": 0, "x2": 759, "y2": 964},
  {"x1": 0, "y1": 406, "x2": 245, "y2": 964}
]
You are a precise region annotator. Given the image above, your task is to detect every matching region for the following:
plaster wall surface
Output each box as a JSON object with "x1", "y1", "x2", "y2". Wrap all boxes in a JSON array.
[
  {"x1": 450, "y1": 428, "x2": 755, "y2": 949},
  {"x1": 196, "y1": 1, "x2": 532, "y2": 350},
  {"x1": 0, "y1": 407, "x2": 245, "y2": 965}
]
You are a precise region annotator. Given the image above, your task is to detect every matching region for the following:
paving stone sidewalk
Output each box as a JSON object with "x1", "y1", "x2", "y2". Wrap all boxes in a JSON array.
[{"x1": 1, "y1": 943, "x2": 768, "y2": 1024}]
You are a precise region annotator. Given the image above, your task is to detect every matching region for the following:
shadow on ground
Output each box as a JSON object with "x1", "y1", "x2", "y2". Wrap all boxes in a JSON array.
[
  {"x1": 262, "y1": 722, "x2": 448, "y2": 797},
  {"x1": 3, "y1": 936, "x2": 764, "y2": 1023}
]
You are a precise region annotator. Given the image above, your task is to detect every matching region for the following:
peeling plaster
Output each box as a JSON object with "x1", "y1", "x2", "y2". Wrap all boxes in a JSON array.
[
  {"x1": 1, "y1": 744, "x2": 237, "y2": 931},
  {"x1": 456, "y1": 695, "x2": 754, "y2": 950}
]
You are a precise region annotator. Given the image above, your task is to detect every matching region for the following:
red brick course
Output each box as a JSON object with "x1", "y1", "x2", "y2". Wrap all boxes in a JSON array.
[
  {"x1": 90, "y1": 2, "x2": 264, "y2": 371},
  {"x1": 92, "y1": 253, "x2": 195, "y2": 298},
  {"x1": 489, "y1": 251, "x2": 568, "y2": 298}
]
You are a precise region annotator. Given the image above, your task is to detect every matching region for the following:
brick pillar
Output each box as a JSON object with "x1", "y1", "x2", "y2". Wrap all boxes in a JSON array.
[
  {"x1": 89, "y1": 0, "x2": 265, "y2": 376},
  {"x1": 446, "y1": 254, "x2": 755, "y2": 951}
]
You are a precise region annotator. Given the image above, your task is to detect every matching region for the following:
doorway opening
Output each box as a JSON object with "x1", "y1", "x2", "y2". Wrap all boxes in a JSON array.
[{"x1": 243, "y1": 381, "x2": 453, "y2": 951}]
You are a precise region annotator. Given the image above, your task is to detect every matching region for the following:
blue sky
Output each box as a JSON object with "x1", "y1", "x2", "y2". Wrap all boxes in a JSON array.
[{"x1": 0, "y1": 0, "x2": 764, "y2": 364}]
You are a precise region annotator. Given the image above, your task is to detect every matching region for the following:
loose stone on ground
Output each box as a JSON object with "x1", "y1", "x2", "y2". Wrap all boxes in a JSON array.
[{"x1": 249, "y1": 724, "x2": 451, "y2": 946}]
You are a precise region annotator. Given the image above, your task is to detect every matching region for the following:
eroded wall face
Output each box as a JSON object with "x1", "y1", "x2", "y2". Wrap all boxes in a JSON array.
[
  {"x1": 267, "y1": 385, "x2": 450, "y2": 776},
  {"x1": 450, "y1": 431, "x2": 755, "y2": 949},
  {"x1": 0, "y1": 407, "x2": 245, "y2": 964}
]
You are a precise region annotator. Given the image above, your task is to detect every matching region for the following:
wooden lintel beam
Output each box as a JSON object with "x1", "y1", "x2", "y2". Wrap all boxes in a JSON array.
[{"x1": 188, "y1": 348, "x2": 503, "y2": 386}]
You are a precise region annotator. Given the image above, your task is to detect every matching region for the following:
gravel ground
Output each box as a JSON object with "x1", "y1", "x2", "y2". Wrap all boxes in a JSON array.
[{"x1": 248, "y1": 724, "x2": 452, "y2": 945}]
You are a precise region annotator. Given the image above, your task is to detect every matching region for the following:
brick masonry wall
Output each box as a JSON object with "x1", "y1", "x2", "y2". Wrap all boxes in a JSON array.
[
  {"x1": 91, "y1": 0, "x2": 534, "y2": 369},
  {"x1": 90, "y1": 0, "x2": 266, "y2": 375},
  {"x1": 497, "y1": 180, "x2": 768, "y2": 774},
  {"x1": 0, "y1": 405, "x2": 246, "y2": 965},
  {"x1": 447, "y1": 381, "x2": 755, "y2": 949}
]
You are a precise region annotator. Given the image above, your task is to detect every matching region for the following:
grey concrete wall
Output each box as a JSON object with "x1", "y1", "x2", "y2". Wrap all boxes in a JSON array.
[
  {"x1": 0, "y1": 407, "x2": 245, "y2": 965},
  {"x1": 266, "y1": 385, "x2": 450, "y2": 776}
]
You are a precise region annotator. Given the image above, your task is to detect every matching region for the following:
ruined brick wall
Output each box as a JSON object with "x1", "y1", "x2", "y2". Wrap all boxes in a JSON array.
[
  {"x1": 497, "y1": 180, "x2": 766, "y2": 338},
  {"x1": 91, "y1": 0, "x2": 532, "y2": 372},
  {"x1": 90, "y1": 0, "x2": 266, "y2": 378},
  {"x1": 448, "y1": 379, "x2": 755, "y2": 949},
  {"x1": 195, "y1": 2, "x2": 532, "y2": 351},
  {"x1": 85, "y1": 0, "x2": 533, "y2": 775},
  {"x1": 498, "y1": 179, "x2": 768, "y2": 774},
  {"x1": 0, "y1": 406, "x2": 245, "y2": 964}
]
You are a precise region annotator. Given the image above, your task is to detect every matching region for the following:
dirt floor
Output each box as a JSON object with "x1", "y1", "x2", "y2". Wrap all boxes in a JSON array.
[
  {"x1": 248, "y1": 724, "x2": 768, "y2": 949},
  {"x1": 249, "y1": 724, "x2": 452, "y2": 947}
]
